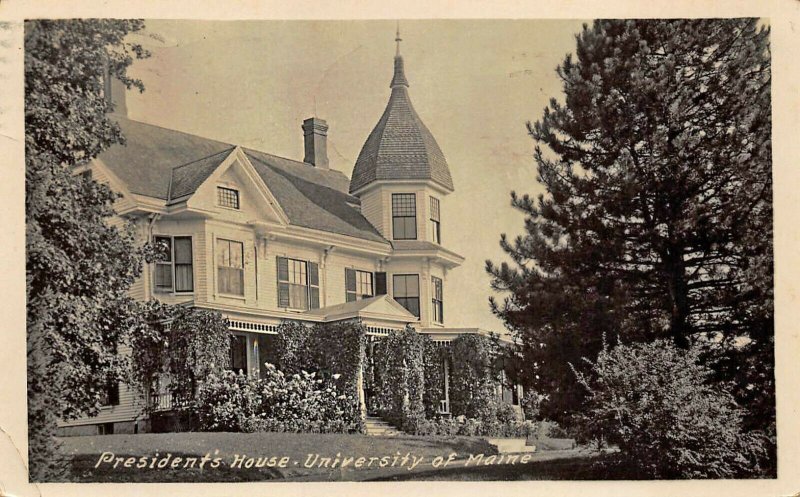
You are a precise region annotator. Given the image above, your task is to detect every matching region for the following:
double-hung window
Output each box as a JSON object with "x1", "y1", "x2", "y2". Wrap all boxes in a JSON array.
[
  {"x1": 430, "y1": 196, "x2": 441, "y2": 244},
  {"x1": 99, "y1": 378, "x2": 120, "y2": 407},
  {"x1": 392, "y1": 193, "x2": 417, "y2": 240},
  {"x1": 277, "y1": 257, "x2": 320, "y2": 310},
  {"x1": 154, "y1": 235, "x2": 194, "y2": 293},
  {"x1": 432, "y1": 276, "x2": 444, "y2": 324},
  {"x1": 217, "y1": 239, "x2": 245, "y2": 296},
  {"x1": 346, "y1": 269, "x2": 374, "y2": 302},
  {"x1": 393, "y1": 274, "x2": 420, "y2": 318}
]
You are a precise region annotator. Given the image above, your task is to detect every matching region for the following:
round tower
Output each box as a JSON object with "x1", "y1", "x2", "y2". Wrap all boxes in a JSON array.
[{"x1": 351, "y1": 28, "x2": 463, "y2": 328}]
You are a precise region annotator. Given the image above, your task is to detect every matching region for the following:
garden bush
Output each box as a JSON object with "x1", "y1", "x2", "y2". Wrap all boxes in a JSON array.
[
  {"x1": 272, "y1": 320, "x2": 365, "y2": 432},
  {"x1": 196, "y1": 364, "x2": 360, "y2": 433},
  {"x1": 415, "y1": 414, "x2": 539, "y2": 438},
  {"x1": 194, "y1": 370, "x2": 262, "y2": 432},
  {"x1": 572, "y1": 338, "x2": 769, "y2": 478}
]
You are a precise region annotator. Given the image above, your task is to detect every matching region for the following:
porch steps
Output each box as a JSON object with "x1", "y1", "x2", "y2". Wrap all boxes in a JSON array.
[{"x1": 364, "y1": 416, "x2": 404, "y2": 437}]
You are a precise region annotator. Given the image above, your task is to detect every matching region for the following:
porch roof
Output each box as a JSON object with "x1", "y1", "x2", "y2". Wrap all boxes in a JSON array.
[{"x1": 304, "y1": 295, "x2": 418, "y2": 324}]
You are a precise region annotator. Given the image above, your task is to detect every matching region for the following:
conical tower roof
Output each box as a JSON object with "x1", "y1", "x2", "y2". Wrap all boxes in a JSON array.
[{"x1": 349, "y1": 32, "x2": 454, "y2": 194}]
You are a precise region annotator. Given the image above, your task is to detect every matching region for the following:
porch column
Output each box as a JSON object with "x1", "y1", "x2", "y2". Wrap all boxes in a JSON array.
[{"x1": 357, "y1": 354, "x2": 367, "y2": 420}]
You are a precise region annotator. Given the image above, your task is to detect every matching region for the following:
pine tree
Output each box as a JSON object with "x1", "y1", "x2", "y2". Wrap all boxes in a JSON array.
[
  {"x1": 487, "y1": 19, "x2": 772, "y2": 429},
  {"x1": 25, "y1": 19, "x2": 148, "y2": 480}
]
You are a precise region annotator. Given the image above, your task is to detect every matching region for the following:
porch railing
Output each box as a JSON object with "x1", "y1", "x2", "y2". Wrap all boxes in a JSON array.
[{"x1": 149, "y1": 392, "x2": 192, "y2": 411}]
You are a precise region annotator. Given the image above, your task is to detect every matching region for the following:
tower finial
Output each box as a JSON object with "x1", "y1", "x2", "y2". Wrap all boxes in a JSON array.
[
  {"x1": 395, "y1": 21, "x2": 402, "y2": 56},
  {"x1": 390, "y1": 21, "x2": 409, "y2": 88}
]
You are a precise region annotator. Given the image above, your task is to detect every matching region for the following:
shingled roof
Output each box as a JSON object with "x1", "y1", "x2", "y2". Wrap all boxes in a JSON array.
[
  {"x1": 97, "y1": 117, "x2": 388, "y2": 244},
  {"x1": 349, "y1": 52, "x2": 454, "y2": 194}
]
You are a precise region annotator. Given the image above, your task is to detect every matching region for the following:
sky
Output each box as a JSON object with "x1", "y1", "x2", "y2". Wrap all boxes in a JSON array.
[{"x1": 122, "y1": 19, "x2": 588, "y2": 331}]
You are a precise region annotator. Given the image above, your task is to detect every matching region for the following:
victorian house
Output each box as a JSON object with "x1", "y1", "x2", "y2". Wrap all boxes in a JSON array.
[{"x1": 59, "y1": 33, "x2": 515, "y2": 436}]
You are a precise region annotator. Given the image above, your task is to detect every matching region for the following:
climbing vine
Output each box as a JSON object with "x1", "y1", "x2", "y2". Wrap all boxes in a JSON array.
[
  {"x1": 128, "y1": 301, "x2": 231, "y2": 413},
  {"x1": 370, "y1": 326, "x2": 427, "y2": 432}
]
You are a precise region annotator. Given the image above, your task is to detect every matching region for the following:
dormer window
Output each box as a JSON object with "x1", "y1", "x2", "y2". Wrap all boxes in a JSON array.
[
  {"x1": 392, "y1": 193, "x2": 417, "y2": 240},
  {"x1": 217, "y1": 186, "x2": 240, "y2": 209},
  {"x1": 430, "y1": 196, "x2": 441, "y2": 244}
]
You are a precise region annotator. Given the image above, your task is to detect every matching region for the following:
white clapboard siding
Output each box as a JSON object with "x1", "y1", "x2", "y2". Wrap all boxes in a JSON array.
[{"x1": 58, "y1": 344, "x2": 146, "y2": 427}]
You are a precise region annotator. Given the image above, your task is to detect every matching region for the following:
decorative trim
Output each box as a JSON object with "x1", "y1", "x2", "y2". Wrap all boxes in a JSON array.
[{"x1": 228, "y1": 319, "x2": 279, "y2": 334}]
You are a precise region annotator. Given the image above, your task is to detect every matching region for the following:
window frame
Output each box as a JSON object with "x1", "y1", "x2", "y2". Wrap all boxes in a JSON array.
[
  {"x1": 392, "y1": 274, "x2": 421, "y2": 318},
  {"x1": 153, "y1": 235, "x2": 194, "y2": 294},
  {"x1": 429, "y1": 196, "x2": 441, "y2": 244},
  {"x1": 277, "y1": 256, "x2": 320, "y2": 310},
  {"x1": 346, "y1": 268, "x2": 375, "y2": 302},
  {"x1": 432, "y1": 276, "x2": 444, "y2": 324},
  {"x1": 391, "y1": 193, "x2": 417, "y2": 240},
  {"x1": 216, "y1": 238, "x2": 245, "y2": 297},
  {"x1": 217, "y1": 186, "x2": 241, "y2": 210}
]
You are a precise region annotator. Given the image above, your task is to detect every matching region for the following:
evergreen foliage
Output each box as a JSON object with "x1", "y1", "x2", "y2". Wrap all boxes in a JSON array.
[{"x1": 486, "y1": 19, "x2": 774, "y2": 445}]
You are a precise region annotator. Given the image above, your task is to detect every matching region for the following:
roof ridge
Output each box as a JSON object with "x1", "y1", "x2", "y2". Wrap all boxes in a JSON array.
[
  {"x1": 243, "y1": 148, "x2": 351, "y2": 183},
  {"x1": 171, "y1": 146, "x2": 237, "y2": 171},
  {"x1": 247, "y1": 151, "x2": 359, "y2": 201},
  {"x1": 117, "y1": 117, "x2": 345, "y2": 179}
]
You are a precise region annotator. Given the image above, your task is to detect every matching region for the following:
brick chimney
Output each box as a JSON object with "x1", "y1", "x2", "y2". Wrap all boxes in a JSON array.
[{"x1": 302, "y1": 117, "x2": 329, "y2": 169}]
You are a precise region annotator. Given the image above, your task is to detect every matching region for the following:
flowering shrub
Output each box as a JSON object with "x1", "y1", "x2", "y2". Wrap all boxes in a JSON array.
[
  {"x1": 572, "y1": 338, "x2": 769, "y2": 478},
  {"x1": 272, "y1": 320, "x2": 365, "y2": 432},
  {"x1": 195, "y1": 370, "x2": 262, "y2": 432},
  {"x1": 196, "y1": 364, "x2": 361, "y2": 433}
]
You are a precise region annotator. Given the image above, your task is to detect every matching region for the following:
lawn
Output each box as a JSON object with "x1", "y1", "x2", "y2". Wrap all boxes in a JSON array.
[{"x1": 57, "y1": 431, "x2": 514, "y2": 482}]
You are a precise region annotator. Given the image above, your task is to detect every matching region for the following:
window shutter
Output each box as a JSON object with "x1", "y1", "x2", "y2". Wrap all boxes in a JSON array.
[
  {"x1": 375, "y1": 272, "x2": 387, "y2": 295},
  {"x1": 277, "y1": 257, "x2": 289, "y2": 307},
  {"x1": 277, "y1": 256, "x2": 289, "y2": 281},
  {"x1": 308, "y1": 262, "x2": 320, "y2": 309},
  {"x1": 308, "y1": 262, "x2": 319, "y2": 286},
  {"x1": 345, "y1": 268, "x2": 356, "y2": 302}
]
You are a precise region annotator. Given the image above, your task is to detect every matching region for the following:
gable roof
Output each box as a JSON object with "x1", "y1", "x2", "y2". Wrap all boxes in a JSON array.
[
  {"x1": 98, "y1": 117, "x2": 233, "y2": 200},
  {"x1": 97, "y1": 117, "x2": 388, "y2": 244},
  {"x1": 350, "y1": 54, "x2": 454, "y2": 194},
  {"x1": 304, "y1": 295, "x2": 417, "y2": 321},
  {"x1": 244, "y1": 150, "x2": 386, "y2": 243},
  {"x1": 169, "y1": 148, "x2": 236, "y2": 201}
]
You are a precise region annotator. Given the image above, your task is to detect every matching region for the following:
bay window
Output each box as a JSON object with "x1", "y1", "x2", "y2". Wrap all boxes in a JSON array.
[
  {"x1": 393, "y1": 274, "x2": 420, "y2": 318},
  {"x1": 432, "y1": 276, "x2": 444, "y2": 324}
]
